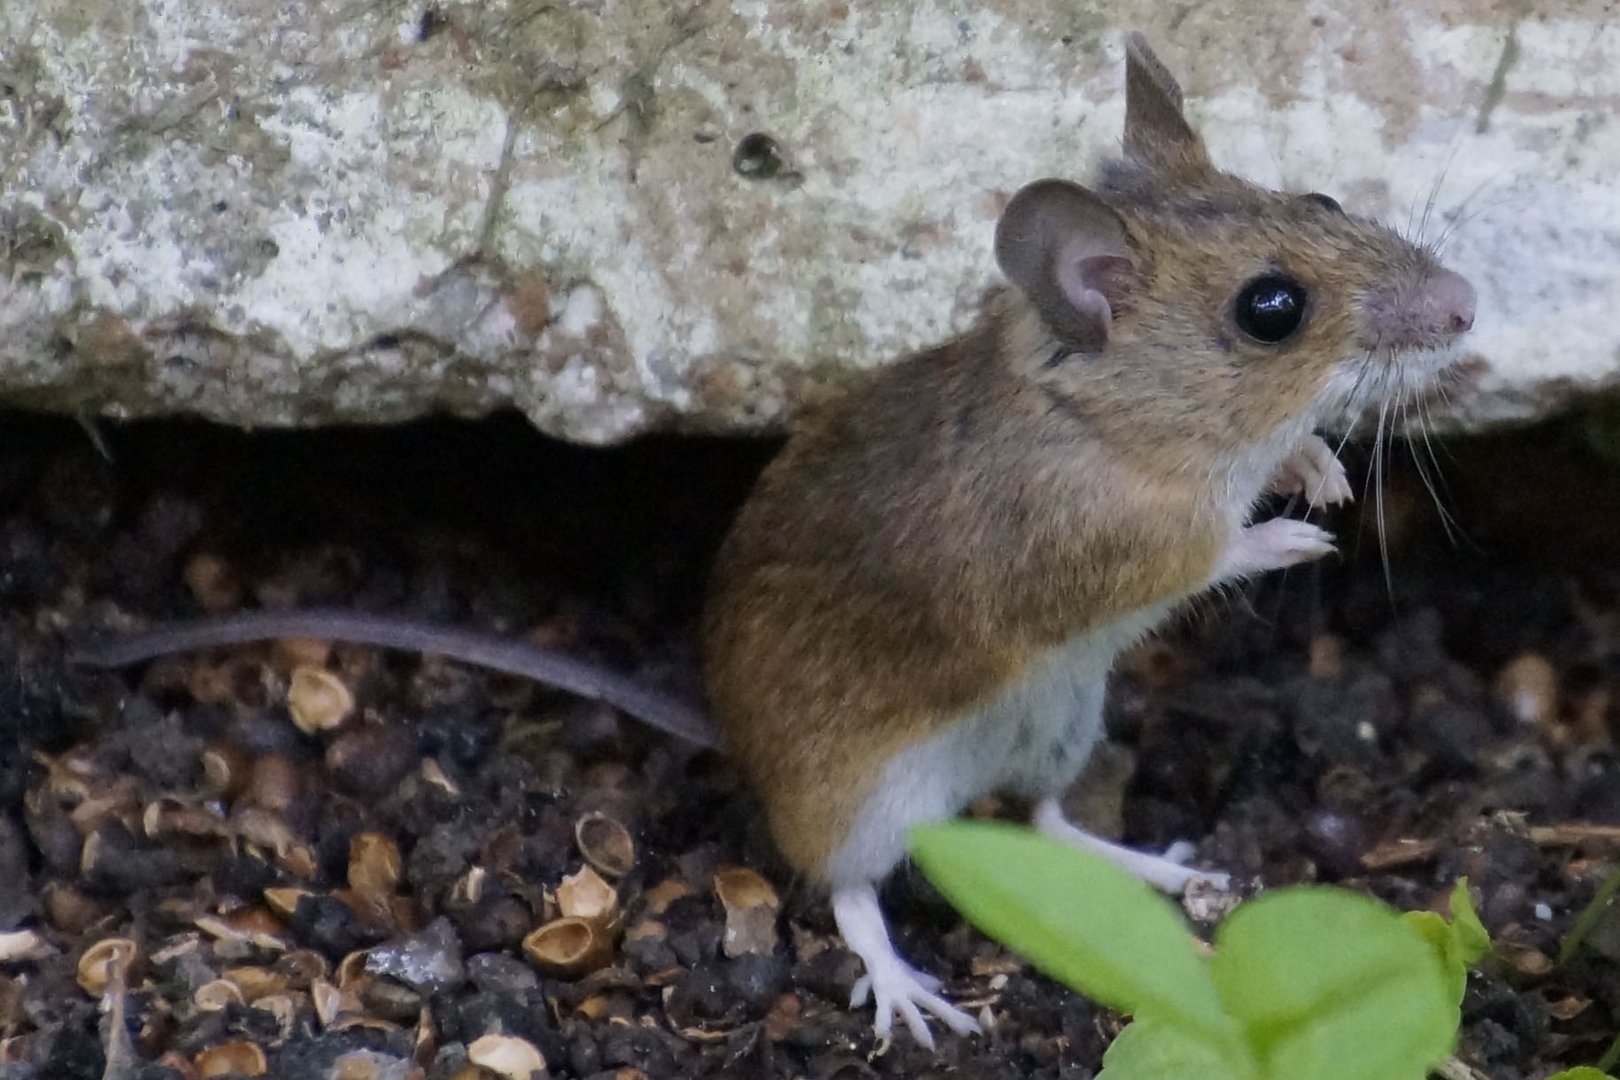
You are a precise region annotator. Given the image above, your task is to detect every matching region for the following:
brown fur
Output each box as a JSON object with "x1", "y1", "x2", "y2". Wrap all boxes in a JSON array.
[
  {"x1": 703, "y1": 297, "x2": 1227, "y2": 875},
  {"x1": 701, "y1": 34, "x2": 1460, "y2": 882}
]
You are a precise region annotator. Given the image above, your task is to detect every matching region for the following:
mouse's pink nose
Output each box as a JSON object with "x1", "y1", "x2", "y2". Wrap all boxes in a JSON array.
[
  {"x1": 1359, "y1": 267, "x2": 1477, "y2": 351},
  {"x1": 1426, "y1": 268, "x2": 1476, "y2": 335}
]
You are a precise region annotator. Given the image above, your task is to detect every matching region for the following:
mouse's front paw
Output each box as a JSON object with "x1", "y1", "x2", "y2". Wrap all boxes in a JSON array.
[
  {"x1": 1270, "y1": 435, "x2": 1352, "y2": 508},
  {"x1": 853, "y1": 958, "x2": 982, "y2": 1050},
  {"x1": 1214, "y1": 518, "x2": 1336, "y2": 582}
]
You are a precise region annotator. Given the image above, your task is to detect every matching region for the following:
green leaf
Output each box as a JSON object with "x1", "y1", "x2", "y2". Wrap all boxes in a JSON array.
[
  {"x1": 1447, "y1": 879, "x2": 1491, "y2": 965},
  {"x1": 1097, "y1": 1017, "x2": 1253, "y2": 1080},
  {"x1": 1546, "y1": 1070, "x2": 1616, "y2": 1080},
  {"x1": 908, "y1": 821, "x2": 1235, "y2": 1046},
  {"x1": 1210, "y1": 888, "x2": 1456, "y2": 1080},
  {"x1": 1403, "y1": 911, "x2": 1467, "y2": 1006},
  {"x1": 1403, "y1": 878, "x2": 1491, "y2": 1008}
]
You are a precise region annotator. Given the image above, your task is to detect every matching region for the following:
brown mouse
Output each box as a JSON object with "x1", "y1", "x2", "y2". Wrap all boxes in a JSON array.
[
  {"x1": 702, "y1": 31, "x2": 1472, "y2": 1043},
  {"x1": 73, "y1": 33, "x2": 1476, "y2": 1048}
]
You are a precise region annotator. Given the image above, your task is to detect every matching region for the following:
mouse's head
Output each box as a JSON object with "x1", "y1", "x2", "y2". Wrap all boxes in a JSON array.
[{"x1": 995, "y1": 32, "x2": 1475, "y2": 466}]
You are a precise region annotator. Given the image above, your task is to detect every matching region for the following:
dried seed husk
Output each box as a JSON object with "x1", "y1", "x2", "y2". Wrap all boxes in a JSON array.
[
  {"x1": 332, "y1": 1013, "x2": 402, "y2": 1034},
  {"x1": 716, "y1": 867, "x2": 777, "y2": 906},
  {"x1": 186, "y1": 659, "x2": 246, "y2": 707},
  {"x1": 242, "y1": 754, "x2": 302, "y2": 814},
  {"x1": 420, "y1": 758, "x2": 460, "y2": 795},
  {"x1": 76, "y1": 937, "x2": 138, "y2": 997},
  {"x1": 1495, "y1": 653, "x2": 1558, "y2": 729},
  {"x1": 1498, "y1": 940, "x2": 1555, "y2": 980},
  {"x1": 1545, "y1": 992, "x2": 1592, "y2": 1021},
  {"x1": 641, "y1": 878, "x2": 691, "y2": 915},
  {"x1": 195, "y1": 1039, "x2": 267, "y2": 1077},
  {"x1": 333, "y1": 1049, "x2": 424, "y2": 1080},
  {"x1": 348, "y1": 832, "x2": 403, "y2": 897},
  {"x1": 271, "y1": 637, "x2": 332, "y2": 673},
  {"x1": 467, "y1": 1032, "x2": 547, "y2": 1080},
  {"x1": 575, "y1": 812, "x2": 635, "y2": 878},
  {"x1": 264, "y1": 887, "x2": 313, "y2": 919},
  {"x1": 251, "y1": 992, "x2": 300, "y2": 1038},
  {"x1": 311, "y1": 978, "x2": 349, "y2": 1028},
  {"x1": 234, "y1": 806, "x2": 300, "y2": 856},
  {"x1": 522, "y1": 917, "x2": 612, "y2": 979},
  {"x1": 623, "y1": 920, "x2": 666, "y2": 945},
  {"x1": 223, "y1": 965, "x2": 286, "y2": 1002},
  {"x1": 68, "y1": 776, "x2": 145, "y2": 835},
  {"x1": 763, "y1": 992, "x2": 802, "y2": 1042},
  {"x1": 357, "y1": 974, "x2": 424, "y2": 1024},
  {"x1": 183, "y1": 552, "x2": 243, "y2": 613},
  {"x1": 34, "y1": 749, "x2": 101, "y2": 803},
  {"x1": 42, "y1": 882, "x2": 104, "y2": 936},
  {"x1": 278, "y1": 842, "x2": 320, "y2": 880},
  {"x1": 337, "y1": 949, "x2": 371, "y2": 988},
  {"x1": 554, "y1": 865, "x2": 617, "y2": 923},
  {"x1": 194, "y1": 908, "x2": 289, "y2": 951},
  {"x1": 143, "y1": 797, "x2": 226, "y2": 839},
  {"x1": 451, "y1": 866, "x2": 487, "y2": 906},
  {"x1": 0, "y1": 930, "x2": 51, "y2": 964},
  {"x1": 148, "y1": 934, "x2": 203, "y2": 966},
  {"x1": 573, "y1": 994, "x2": 613, "y2": 1021},
  {"x1": 288, "y1": 666, "x2": 355, "y2": 735},
  {"x1": 200, "y1": 743, "x2": 248, "y2": 799},
  {"x1": 275, "y1": 948, "x2": 331, "y2": 989},
  {"x1": 413, "y1": 1004, "x2": 437, "y2": 1067},
  {"x1": 712, "y1": 867, "x2": 781, "y2": 958},
  {"x1": 325, "y1": 725, "x2": 418, "y2": 798},
  {"x1": 194, "y1": 979, "x2": 246, "y2": 1011},
  {"x1": 334, "y1": 886, "x2": 397, "y2": 929}
]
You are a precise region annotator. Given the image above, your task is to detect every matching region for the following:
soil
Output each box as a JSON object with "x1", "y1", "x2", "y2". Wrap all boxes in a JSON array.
[{"x1": 0, "y1": 408, "x2": 1617, "y2": 1080}]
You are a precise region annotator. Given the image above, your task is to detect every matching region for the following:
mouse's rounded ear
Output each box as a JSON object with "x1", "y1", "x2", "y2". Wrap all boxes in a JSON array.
[
  {"x1": 995, "y1": 179, "x2": 1134, "y2": 352},
  {"x1": 1124, "y1": 31, "x2": 1210, "y2": 172}
]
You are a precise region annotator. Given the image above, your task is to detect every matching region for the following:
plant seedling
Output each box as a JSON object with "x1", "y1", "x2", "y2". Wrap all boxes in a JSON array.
[{"x1": 910, "y1": 821, "x2": 1492, "y2": 1080}]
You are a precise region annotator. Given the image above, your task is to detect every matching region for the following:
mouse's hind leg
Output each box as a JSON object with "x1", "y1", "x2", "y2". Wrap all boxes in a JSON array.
[
  {"x1": 1009, "y1": 678, "x2": 1229, "y2": 893},
  {"x1": 823, "y1": 731, "x2": 996, "y2": 1047},
  {"x1": 1030, "y1": 799, "x2": 1230, "y2": 892}
]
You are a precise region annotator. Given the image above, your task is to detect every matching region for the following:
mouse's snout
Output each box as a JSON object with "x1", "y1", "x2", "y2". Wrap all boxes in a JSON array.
[
  {"x1": 1424, "y1": 268, "x2": 1476, "y2": 336},
  {"x1": 1359, "y1": 267, "x2": 1476, "y2": 352}
]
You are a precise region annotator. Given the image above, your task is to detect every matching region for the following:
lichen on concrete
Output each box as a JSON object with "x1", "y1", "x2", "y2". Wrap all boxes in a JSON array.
[{"x1": 0, "y1": 0, "x2": 1615, "y2": 442}]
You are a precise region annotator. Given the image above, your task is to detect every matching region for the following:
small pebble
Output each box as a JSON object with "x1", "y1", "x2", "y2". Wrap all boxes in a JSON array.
[{"x1": 366, "y1": 916, "x2": 466, "y2": 995}]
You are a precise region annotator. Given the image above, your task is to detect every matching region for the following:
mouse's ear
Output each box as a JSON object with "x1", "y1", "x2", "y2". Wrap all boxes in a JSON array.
[
  {"x1": 996, "y1": 179, "x2": 1134, "y2": 352},
  {"x1": 1124, "y1": 31, "x2": 1210, "y2": 172}
]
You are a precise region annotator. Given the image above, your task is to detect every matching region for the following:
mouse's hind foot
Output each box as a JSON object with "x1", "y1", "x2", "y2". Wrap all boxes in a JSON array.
[
  {"x1": 1033, "y1": 798, "x2": 1230, "y2": 893},
  {"x1": 833, "y1": 883, "x2": 982, "y2": 1049}
]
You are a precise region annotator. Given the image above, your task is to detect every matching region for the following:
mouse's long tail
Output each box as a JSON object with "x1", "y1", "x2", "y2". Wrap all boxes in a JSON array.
[{"x1": 69, "y1": 609, "x2": 721, "y2": 749}]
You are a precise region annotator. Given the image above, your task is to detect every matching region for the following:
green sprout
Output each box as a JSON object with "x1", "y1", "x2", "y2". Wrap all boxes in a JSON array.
[{"x1": 909, "y1": 821, "x2": 1493, "y2": 1080}]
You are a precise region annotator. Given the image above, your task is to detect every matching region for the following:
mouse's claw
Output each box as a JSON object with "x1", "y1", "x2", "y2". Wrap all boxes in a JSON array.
[
  {"x1": 1213, "y1": 518, "x2": 1337, "y2": 583},
  {"x1": 1271, "y1": 434, "x2": 1353, "y2": 508},
  {"x1": 853, "y1": 961, "x2": 982, "y2": 1049}
]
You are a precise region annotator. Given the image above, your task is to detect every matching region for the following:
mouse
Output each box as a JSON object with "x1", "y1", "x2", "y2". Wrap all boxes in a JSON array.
[{"x1": 71, "y1": 32, "x2": 1476, "y2": 1049}]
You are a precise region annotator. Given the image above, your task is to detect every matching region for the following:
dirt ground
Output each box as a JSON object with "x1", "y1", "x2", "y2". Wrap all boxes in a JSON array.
[{"x1": 0, "y1": 409, "x2": 1617, "y2": 1079}]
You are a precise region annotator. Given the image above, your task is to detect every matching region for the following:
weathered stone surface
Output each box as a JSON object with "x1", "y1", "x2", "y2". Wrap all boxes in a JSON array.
[{"x1": 0, "y1": 2, "x2": 1614, "y2": 442}]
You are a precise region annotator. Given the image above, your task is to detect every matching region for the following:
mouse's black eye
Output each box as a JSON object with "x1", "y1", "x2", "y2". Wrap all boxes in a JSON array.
[
  {"x1": 1302, "y1": 192, "x2": 1344, "y2": 214},
  {"x1": 1234, "y1": 274, "x2": 1308, "y2": 344}
]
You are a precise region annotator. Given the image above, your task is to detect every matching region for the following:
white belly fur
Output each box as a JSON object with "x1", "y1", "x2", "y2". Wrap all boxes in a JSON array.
[{"x1": 824, "y1": 601, "x2": 1177, "y2": 888}]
